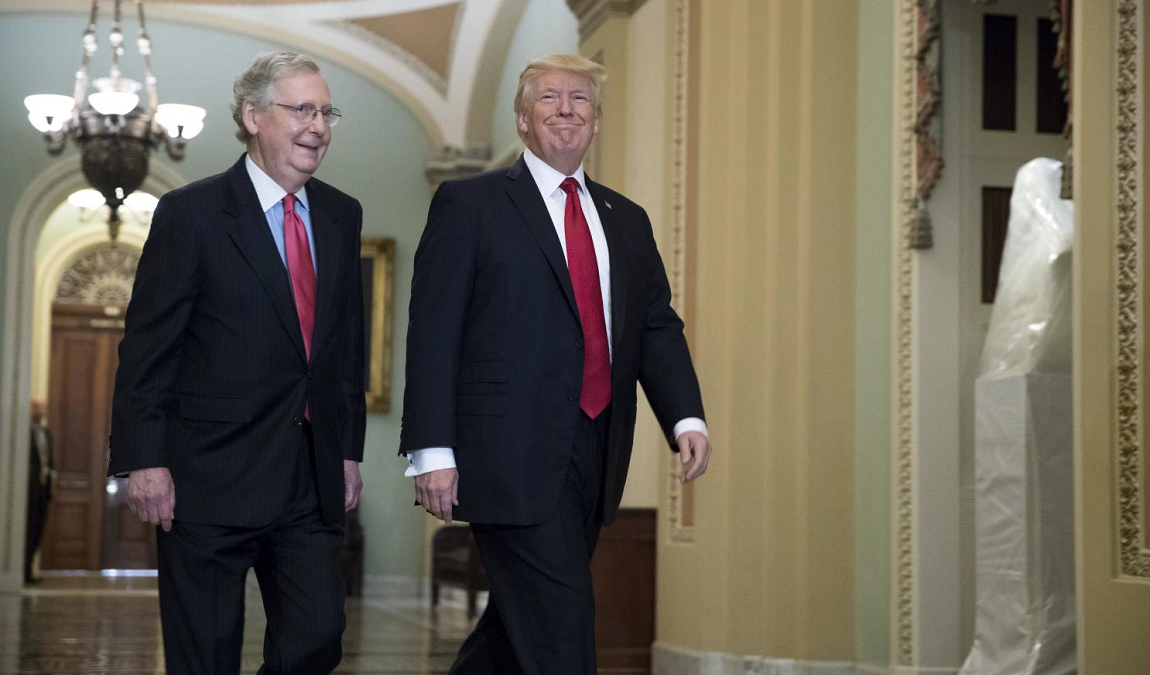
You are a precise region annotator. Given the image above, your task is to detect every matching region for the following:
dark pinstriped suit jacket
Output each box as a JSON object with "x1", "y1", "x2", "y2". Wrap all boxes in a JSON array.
[{"x1": 108, "y1": 155, "x2": 366, "y2": 527}]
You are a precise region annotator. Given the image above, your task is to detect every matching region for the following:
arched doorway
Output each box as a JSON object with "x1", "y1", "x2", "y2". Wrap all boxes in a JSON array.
[
  {"x1": 36, "y1": 243, "x2": 153, "y2": 572},
  {"x1": 0, "y1": 157, "x2": 185, "y2": 591}
]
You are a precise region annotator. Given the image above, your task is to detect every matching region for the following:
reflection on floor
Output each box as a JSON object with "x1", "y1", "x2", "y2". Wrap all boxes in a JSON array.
[{"x1": 0, "y1": 573, "x2": 474, "y2": 674}]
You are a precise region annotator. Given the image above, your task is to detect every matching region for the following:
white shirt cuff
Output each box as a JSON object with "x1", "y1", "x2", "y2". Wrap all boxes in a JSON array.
[
  {"x1": 673, "y1": 417, "x2": 708, "y2": 440},
  {"x1": 404, "y1": 447, "x2": 457, "y2": 477}
]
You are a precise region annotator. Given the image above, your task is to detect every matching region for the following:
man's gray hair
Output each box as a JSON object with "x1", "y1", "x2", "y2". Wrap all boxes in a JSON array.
[
  {"x1": 231, "y1": 51, "x2": 321, "y2": 143},
  {"x1": 513, "y1": 54, "x2": 607, "y2": 138}
]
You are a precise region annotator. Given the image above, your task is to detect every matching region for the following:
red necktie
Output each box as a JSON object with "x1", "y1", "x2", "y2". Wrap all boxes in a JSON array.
[
  {"x1": 560, "y1": 177, "x2": 611, "y2": 418},
  {"x1": 283, "y1": 193, "x2": 316, "y2": 360}
]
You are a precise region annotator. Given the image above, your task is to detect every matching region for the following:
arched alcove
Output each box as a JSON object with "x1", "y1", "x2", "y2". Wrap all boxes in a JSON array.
[{"x1": 0, "y1": 157, "x2": 184, "y2": 590}]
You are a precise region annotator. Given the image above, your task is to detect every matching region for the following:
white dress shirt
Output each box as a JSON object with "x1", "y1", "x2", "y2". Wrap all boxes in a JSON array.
[{"x1": 406, "y1": 148, "x2": 706, "y2": 476}]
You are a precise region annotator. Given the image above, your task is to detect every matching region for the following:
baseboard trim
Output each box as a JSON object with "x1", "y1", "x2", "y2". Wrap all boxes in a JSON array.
[
  {"x1": 652, "y1": 642, "x2": 856, "y2": 675},
  {"x1": 358, "y1": 574, "x2": 488, "y2": 613},
  {"x1": 361, "y1": 573, "x2": 423, "y2": 599}
]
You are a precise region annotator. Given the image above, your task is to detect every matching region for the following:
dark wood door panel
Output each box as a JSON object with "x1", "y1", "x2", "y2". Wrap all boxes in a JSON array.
[{"x1": 41, "y1": 303, "x2": 152, "y2": 570}]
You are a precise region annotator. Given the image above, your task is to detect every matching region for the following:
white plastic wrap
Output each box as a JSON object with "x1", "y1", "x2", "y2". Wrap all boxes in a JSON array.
[{"x1": 959, "y1": 158, "x2": 1075, "y2": 675}]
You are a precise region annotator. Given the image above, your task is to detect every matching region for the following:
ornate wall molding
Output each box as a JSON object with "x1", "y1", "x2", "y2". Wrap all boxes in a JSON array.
[
  {"x1": 895, "y1": 0, "x2": 920, "y2": 665},
  {"x1": 910, "y1": 0, "x2": 943, "y2": 249},
  {"x1": 665, "y1": 0, "x2": 693, "y2": 545},
  {"x1": 54, "y1": 244, "x2": 139, "y2": 306},
  {"x1": 424, "y1": 144, "x2": 492, "y2": 189},
  {"x1": 566, "y1": 0, "x2": 648, "y2": 40},
  {"x1": 1115, "y1": 0, "x2": 1150, "y2": 578}
]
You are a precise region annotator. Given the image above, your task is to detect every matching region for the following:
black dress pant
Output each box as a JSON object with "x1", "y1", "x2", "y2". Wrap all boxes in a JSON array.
[
  {"x1": 24, "y1": 487, "x2": 48, "y2": 581},
  {"x1": 156, "y1": 424, "x2": 345, "y2": 675},
  {"x1": 449, "y1": 411, "x2": 608, "y2": 675}
]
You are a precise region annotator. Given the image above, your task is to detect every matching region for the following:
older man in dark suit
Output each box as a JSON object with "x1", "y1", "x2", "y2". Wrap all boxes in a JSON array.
[
  {"x1": 109, "y1": 51, "x2": 365, "y2": 675},
  {"x1": 401, "y1": 54, "x2": 712, "y2": 675}
]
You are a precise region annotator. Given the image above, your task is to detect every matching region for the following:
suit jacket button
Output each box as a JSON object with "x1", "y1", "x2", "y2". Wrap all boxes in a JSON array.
[
  {"x1": 576, "y1": 338, "x2": 584, "y2": 349},
  {"x1": 568, "y1": 392, "x2": 577, "y2": 401},
  {"x1": 292, "y1": 415, "x2": 304, "y2": 426}
]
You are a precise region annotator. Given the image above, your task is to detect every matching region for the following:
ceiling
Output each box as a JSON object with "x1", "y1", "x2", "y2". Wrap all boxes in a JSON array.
[{"x1": 2, "y1": 0, "x2": 536, "y2": 146}]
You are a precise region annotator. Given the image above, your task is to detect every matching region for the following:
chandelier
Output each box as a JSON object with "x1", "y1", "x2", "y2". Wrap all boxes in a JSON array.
[{"x1": 24, "y1": 0, "x2": 205, "y2": 240}]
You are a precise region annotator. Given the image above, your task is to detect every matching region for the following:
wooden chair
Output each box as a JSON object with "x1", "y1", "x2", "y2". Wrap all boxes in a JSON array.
[{"x1": 430, "y1": 525, "x2": 488, "y2": 618}]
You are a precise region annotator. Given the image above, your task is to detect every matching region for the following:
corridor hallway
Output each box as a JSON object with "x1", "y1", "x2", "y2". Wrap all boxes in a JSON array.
[{"x1": 0, "y1": 576, "x2": 472, "y2": 674}]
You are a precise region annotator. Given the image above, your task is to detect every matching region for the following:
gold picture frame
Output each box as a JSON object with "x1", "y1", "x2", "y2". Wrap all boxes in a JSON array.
[{"x1": 361, "y1": 237, "x2": 396, "y2": 413}]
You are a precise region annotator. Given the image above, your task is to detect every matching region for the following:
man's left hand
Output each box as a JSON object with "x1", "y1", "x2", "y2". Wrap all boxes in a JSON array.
[
  {"x1": 344, "y1": 460, "x2": 363, "y2": 511},
  {"x1": 677, "y1": 431, "x2": 711, "y2": 483}
]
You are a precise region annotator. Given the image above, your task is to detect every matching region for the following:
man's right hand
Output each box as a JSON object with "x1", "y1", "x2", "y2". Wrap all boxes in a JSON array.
[
  {"x1": 128, "y1": 467, "x2": 176, "y2": 532},
  {"x1": 414, "y1": 468, "x2": 459, "y2": 524}
]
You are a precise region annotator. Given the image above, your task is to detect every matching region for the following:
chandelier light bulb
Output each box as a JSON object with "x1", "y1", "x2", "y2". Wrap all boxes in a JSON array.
[
  {"x1": 68, "y1": 189, "x2": 107, "y2": 209},
  {"x1": 156, "y1": 103, "x2": 207, "y2": 139},
  {"x1": 89, "y1": 91, "x2": 140, "y2": 116},
  {"x1": 24, "y1": 94, "x2": 76, "y2": 132},
  {"x1": 124, "y1": 191, "x2": 159, "y2": 213}
]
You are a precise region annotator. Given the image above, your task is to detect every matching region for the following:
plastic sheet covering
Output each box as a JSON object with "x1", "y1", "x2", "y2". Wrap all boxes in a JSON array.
[{"x1": 959, "y1": 158, "x2": 1075, "y2": 675}]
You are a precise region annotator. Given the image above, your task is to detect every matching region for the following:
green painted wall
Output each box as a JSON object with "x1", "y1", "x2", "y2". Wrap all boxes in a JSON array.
[
  {"x1": 489, "y1": 0, "x2": 578, "y2": 154},
  {"x1": 0, "y1": 13, "x2": 434, "y2": 579},
  {"x1": 854, "y1": 0, "x2": 894, "y2": 668}
]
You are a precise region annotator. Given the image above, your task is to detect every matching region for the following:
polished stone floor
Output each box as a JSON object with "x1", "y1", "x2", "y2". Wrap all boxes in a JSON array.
[{"x1": 0, "y1": 574, "x2": 475, "y2": 674}]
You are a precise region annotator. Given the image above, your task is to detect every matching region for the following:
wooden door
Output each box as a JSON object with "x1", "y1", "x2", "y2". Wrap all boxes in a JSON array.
[{"x1": 40, "y1": 303, "x2": 156, "y2": 570}]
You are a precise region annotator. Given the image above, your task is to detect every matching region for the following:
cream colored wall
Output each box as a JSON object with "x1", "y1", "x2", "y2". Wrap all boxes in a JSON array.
[
  {"x1": 645, "y1": 0, "x2": 858, "y2": 661},
  {"x1": 1074, "y1": 1, "x2": 1150, "y2": 672}
]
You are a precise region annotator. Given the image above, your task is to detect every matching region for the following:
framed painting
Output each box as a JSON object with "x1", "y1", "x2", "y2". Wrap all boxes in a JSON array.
[{"x1": 361, "y1": 237, "x2": 396, "y2": 413}]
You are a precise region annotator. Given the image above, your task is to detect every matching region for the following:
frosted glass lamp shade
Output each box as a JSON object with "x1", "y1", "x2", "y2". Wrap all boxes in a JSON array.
[
  {"x1": 24, "y1": 94, "x2": 75, "y2": 131},
  {"x1": 124, "y1": 191, "x2": 159, "y2": 213},
  {"x1": 68, "y1": 189, "x2": 107, "y2": 209},
  {"x1": 156, "y1": 104, "x2": 206, "y2": 139},
  {"x1": 89, "y1": 91, "x2": 140, "y2": 115}
]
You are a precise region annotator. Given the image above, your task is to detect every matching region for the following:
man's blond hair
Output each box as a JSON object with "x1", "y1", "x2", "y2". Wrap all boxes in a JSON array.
[{"x1": 513, "y1": 54, "x2": 607, "y2": 128}]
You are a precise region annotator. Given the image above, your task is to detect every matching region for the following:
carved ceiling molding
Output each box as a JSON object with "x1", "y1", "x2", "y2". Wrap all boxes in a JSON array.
[
  {"x1": 335, "y1": 20, "x2": 450, "y2": 95},
  {"x1": 565, "y1": 0, "x2": 647, "y2": 41},
  {"x1": 895, "y1": 0, "x2": 919, "y2": 666},
  {"x1": 1114, "y1": 0, "x2": 1150, "y2": 579}
]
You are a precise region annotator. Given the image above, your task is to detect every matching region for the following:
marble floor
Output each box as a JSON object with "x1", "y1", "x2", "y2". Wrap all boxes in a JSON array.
[{"x1": 0, "y1": 573, "x2": 475, "y2": 674}]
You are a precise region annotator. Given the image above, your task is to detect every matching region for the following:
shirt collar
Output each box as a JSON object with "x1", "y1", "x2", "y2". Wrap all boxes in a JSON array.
[
  {"x1": 245, "y1": 154, "x2": 310, "y2": 213},
  {"x1": 522, "y1": 147, "x2": 587, "y2": 200}
]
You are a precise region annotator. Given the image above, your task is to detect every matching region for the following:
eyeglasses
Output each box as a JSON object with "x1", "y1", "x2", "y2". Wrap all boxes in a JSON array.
[
  {"x1": 273, "y1": 103, "x2": 343, "y2": 127},
  {"x1": 534, "y1": 91, "x2": 593, "y2": 109}
]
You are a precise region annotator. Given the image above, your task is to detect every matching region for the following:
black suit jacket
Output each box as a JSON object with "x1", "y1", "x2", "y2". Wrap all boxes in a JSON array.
[
  {"x1": 109, "y1": 155, "x2": 366, "y2": 527},
  {"x1": 400, "y1": 155, "x2": 704, "y2": 526}
]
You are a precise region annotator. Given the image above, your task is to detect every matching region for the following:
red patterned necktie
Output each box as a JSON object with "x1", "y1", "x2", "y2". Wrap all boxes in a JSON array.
[
  {"x1": 560, "y1": 177, "x2": 611, "y2": 418},
  {"x1": 283, "y1": 193, "x2": 316, "y2": 360}
]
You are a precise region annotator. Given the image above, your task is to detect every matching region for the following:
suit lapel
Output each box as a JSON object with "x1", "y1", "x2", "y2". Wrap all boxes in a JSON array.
[
  {"x1": 307, "y1": 179, "x2": 342, "y2": 359},
  {"x1": 587, "y1": 178, "x2": 628, "y2": 356},
  {"x1": 505, "y1": 157, "x2": 580, "y2": 319},
  {"x1": 223, "y1": 157, "x2": 309, "y2": 362}
]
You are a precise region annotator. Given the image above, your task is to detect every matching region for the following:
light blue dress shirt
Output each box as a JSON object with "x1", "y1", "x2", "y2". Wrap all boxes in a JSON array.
[{"x1": 245, "y1": 155, "x2": 318, "y2": 272}]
